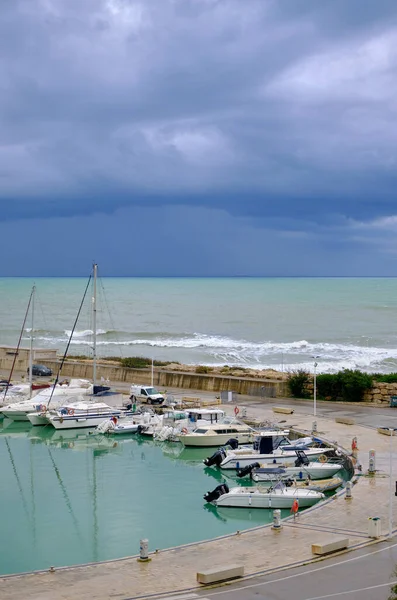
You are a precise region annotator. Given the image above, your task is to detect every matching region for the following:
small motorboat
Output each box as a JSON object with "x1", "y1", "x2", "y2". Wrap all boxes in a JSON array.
[
  {"x1": 203, "y1": 481, "x2": 325, "y2": 509},
  {"x1": 240, "y1": 451, "x2": 343, "y2": 481},
  {"x1": 288, "y1": 476, "x2": 344, "y2": 494}
]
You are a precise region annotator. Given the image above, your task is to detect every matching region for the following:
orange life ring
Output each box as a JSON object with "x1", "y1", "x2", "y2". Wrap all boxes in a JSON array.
[
  {"x1": 67, "y1": 408, "x2": 75, "y2": 416},
  {"x1": 234, "y1": 406, "x2": 240, "y2": 416},
  {"x1": 318, "y1": 454, "x2": 328, "y2": 463},
  {"x1": 112, "y1": 416, "x2": 118, "y2": 425},
  {"x1": 40, "y1": 404, "x2": 47, "y2": 412},
  {"x1": 181, "y1": 427, "x2": 188, "y2": 434}
]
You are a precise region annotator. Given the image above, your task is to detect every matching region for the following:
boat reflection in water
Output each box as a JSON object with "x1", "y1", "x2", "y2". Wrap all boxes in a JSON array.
[{"x1": 203, "y1": 503, "x2": 278, "y2": 526}]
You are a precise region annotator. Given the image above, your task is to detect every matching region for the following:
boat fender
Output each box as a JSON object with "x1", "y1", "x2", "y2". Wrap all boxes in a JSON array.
[{"x1": 59, "y1": 417, "x2": 64, "y2": 424}]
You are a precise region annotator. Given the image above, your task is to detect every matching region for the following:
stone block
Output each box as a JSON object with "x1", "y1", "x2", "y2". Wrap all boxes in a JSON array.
[
  {"x1": 272, "y1": 406, "x2": 294, "y2": 414},
  {"x1": 311, "y1": 537, "x2": 349, "y2": 555},
  {"x1": 197, "y1": 564, "x2": 244, "y2": 584},
  {"x1": 335, "y1": 417, "x2": 355, "y2": 425}
]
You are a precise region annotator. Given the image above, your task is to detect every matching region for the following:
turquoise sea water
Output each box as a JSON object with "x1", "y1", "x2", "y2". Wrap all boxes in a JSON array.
[
  {"x1": 0, "y1": 420, "x2": 280, "y2": 576},
  {"x1": 1, "y1": 276, "x2": 397, "y2": 374}
]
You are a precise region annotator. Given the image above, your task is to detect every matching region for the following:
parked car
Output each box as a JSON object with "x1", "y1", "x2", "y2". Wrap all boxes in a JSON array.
[{"x1": 27, "y1": 364, "x2": 53, "y2": 377}]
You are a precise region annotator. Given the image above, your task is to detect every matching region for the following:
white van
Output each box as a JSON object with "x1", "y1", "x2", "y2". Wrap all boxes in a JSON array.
[{"x1": 129, "y1": 384, "x2": 165, "y2": 405}]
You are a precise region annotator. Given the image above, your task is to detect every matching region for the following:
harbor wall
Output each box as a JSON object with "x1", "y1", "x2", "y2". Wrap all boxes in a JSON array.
[{"x1": 32, "y1": 359, "x2": 290, "y2": 398}]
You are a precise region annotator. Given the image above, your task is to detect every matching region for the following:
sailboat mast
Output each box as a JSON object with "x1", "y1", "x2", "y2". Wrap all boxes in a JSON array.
[
  {"x1": 92, "y1": 263, "x2": 97, "y2": 388},
  {"x1": 28, "y1": 285, "x2": 35, "y2": 397}
]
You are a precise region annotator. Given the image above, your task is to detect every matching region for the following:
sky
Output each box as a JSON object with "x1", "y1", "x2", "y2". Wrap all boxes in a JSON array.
[{"x1": 1, "y1": 0, "x2": 397, "y2": 276}]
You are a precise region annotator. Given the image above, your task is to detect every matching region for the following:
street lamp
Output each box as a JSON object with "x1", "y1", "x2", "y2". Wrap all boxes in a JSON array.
[
  {"x1": 389, "y1": 428, "x2": 393, "y2": 539},
  {"x1": 312, "y1": 356, "x2": 320, "y2": 417}
]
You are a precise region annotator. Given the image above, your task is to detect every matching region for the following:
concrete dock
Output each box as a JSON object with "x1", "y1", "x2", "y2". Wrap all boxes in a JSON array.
[{"x1": 0, "y1": 401, "x2": 395, "y2": 600}]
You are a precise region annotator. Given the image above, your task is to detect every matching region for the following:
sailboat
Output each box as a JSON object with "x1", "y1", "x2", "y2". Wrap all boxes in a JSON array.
[
  {"x1": 0, "y1": 285, "x2": 47, "y2": 415},
  {"x1": 44, "y1": 264, "x2": 131, "y2": 430}
]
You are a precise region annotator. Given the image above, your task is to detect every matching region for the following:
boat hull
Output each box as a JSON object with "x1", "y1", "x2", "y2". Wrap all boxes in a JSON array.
[
  {"x1": 213, "y1": 487, "x2": 324, "y2": 509},
  {"x1": 220, "y1": 448, "x2": 331, "y2": 469},
  {"x1": 179, "y1": 432, "x2": 254, "y2": 447},
  {"x1": 252, "y1": 463, "x2": 342, "y2": 481}
]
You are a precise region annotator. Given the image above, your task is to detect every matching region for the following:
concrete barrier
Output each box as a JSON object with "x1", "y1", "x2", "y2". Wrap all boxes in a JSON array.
[
  {"x1": 335, "y1": 417, "x2": 355, "y2": 425},
  {"x1": 311, "y1": 537, "x2": 349, "y2": 555},
  {"x1": 273, "y1": 406, "x2": 294, "y2": 414},
  {"x1": 197, "y1": 564, "x2": 244, "y2": 584}
]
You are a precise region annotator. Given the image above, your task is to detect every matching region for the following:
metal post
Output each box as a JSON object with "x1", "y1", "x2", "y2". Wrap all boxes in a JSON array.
[
  {"x1": 151, "y1": 357, "x2": 154, "y2": 387},
  {"x1": 92, "y1": 263, "x2": 97, "y2": 388},
  {"x1": 389, "y1": 429, "x2": 393, "y2": 539},
  {"x1": 313, "y1": 362, "x2": 317, "y2": 417},
  {"x1": 28, "y1": 285, "x2": 35, "y2": 397}
]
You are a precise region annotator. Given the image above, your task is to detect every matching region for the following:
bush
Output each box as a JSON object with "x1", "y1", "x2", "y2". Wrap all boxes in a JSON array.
[
  {"x1": 287, "y1": 369, "x2": 311, "y2": 398},
  {"x1": 336, "y1": 369, "x2": 373, "y2": 402},
  {"x1": 195, "y1": 365, "x2": 213, "y2": 374},
  {"x1": 316, "y1": 373, "x2": 342, "y2": 400},
  {"x1": 373, "y1": 373, "x2": 397, "y2": 383}
]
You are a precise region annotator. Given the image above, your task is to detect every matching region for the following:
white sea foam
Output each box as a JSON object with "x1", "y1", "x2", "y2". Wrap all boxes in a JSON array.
[
  {"x1": 25, "y1": 330, "x2": 397, "y2": 374},
  {"x1": 64, "y1": 329, "x2": 108, "y2": 338}
]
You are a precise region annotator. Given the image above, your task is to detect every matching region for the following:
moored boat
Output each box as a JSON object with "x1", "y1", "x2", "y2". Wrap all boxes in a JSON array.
[
  {"x1": 178, "y1": 418, "x2": 257, "y2": 447},
  {"x1": 203, "y1": 481, "x2": 325, "y2": 509}
]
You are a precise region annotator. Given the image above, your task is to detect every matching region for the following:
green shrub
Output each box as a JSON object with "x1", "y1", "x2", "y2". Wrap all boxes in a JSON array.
[
  {"x1": 373, "y1": 373, "x2": 397, "y2": 383},
  {"x1": 195, "y1": 365, "x2": 213, "y2": 374},
  {"x1": 316, "y1": 373, "x2": 341, "y2": 400},
  {"x1": 121, "y1": 356, "x2": 151, "y2": 369},
  {"x1": 287, "y1": 369, "x2": 311, "y2": 398},
  {"x1": 336, "y1": 369, "x2": 373, "y2": 402}
]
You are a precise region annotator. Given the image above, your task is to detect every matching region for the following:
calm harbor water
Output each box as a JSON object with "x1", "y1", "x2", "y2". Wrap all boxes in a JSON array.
[
  {"x1": 1, "y1": 276, "x2": 397, "y2": 374},
  {"x1": 0, "y1": 420, "x2": 282, "y2": 576}
]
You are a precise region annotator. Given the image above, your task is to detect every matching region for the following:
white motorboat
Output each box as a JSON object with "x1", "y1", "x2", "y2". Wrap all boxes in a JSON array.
[
  {"x1": 153, "y1": 407, "x2": 227, "y2": 442},
  {"x1": 96, "y1": 409, "x2": 162, "y2": 435},
  {"x1": 204, "y1": 481, "x2": 325, "y2": 509},
  {"x1": 249, "y1": 461, "x2": 343, "y2": 482},
  {"x1": 205, "y1": 434, "x2": 331, "y2": 469},
  {"x1": 46, "y1": 399, "x2": 129, "y2": 430},
  {"x1": 178, "y1": 418, "x2": 256, "y2": 447}
]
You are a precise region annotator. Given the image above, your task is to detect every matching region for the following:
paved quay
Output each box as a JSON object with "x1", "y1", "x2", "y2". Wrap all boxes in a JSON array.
[{"x1": 1, "y1": 400, "x2": 396, "y2": 600}]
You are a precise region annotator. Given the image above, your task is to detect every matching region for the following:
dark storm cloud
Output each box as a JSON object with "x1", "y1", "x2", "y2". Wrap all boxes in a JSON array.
[{"x1": 1, "y1": 0, "x2": 397, "y2": 234}]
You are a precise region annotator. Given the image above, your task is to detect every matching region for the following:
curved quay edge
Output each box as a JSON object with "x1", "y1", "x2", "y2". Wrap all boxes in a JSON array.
[{"x1": 1, "y1": 410, "x2": 394, "y2": 600}]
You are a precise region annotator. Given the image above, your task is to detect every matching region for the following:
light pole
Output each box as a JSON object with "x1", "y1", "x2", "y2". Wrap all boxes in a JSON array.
[
  {"x1": 312, "y1": 356, "x2": 320, "y2": 417},
  {"x1": 389, "y1": 428, "x2": 393, "y2": 539}
]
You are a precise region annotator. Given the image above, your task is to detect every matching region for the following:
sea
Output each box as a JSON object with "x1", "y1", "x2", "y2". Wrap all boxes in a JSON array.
[{"x1": 1, "y1": 276, "x2": 397, "y2": 374}]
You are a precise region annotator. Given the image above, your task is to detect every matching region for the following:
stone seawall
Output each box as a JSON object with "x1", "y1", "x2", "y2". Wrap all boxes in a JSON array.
[
  {"x1": 363, "y1": 381, "x2": 397, "y2": 404},
  {"x1": 39, "y1": 360, "x2": 289, "y2": 397}
]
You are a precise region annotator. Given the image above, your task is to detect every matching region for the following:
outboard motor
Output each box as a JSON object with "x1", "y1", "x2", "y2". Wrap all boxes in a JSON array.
[
  {"x1": 225, "y1": 438, "x2": 238, "y2": 450},
  {"x1": 203, "y1": 483, "x2": 229, "y2": 503},
  {"x1": 203, "y1": 447, "x2": 227, "y2": 467},
  {"x1": 236, "y1": 462, "x2": 261, "y2": 478}
]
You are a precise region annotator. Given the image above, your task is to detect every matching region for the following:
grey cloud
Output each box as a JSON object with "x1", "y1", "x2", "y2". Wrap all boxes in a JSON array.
[{"x1": 1, "y1": 0, "x2": 397, "y2": 226}]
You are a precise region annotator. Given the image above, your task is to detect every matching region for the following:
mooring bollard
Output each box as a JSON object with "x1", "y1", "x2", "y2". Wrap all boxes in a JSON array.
[
  {"x1": 345, "y1": 481, "x2": 352, "y2": 500},
  {"x1": 137, "y1": 538, "x2": 151, "y2": 562},
  {"x1": 272, "y1": 509, "x2": 282, "y2": 530},
  {"x1": 368, "y1": 449, "x2": 376, "y2": 475},
  {"x1": 312, "y1": 421, "x2": 317, "y2": 434}
]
